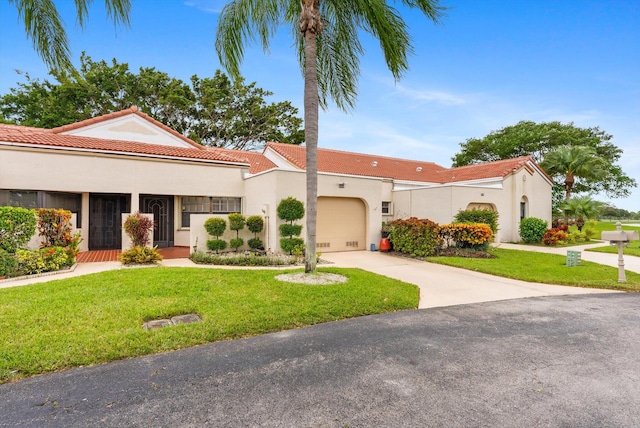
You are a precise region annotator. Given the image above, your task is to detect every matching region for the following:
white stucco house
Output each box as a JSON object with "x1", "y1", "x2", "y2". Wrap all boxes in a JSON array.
[{"x1": 0, "y1": 106, "x2": 553, "y2": 253}]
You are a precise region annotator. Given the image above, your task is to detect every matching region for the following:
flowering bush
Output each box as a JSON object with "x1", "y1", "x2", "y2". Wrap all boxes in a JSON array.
[
  {"x1": 387, "y1": 217, "x2": 441, "y2": 257},
  {"x1": 120, "y1": 246, "x2": 163, "y2": 265},
  {"x1": 36, "y1": 208, "x2": 81, "y2": 263},
  {"x1": 11, "y1": 246, "x2": 70, "y2": 276},
  {"x1": 543, "y1": 228, "x2": 568, "y2": 246},
  {"x1": 123, "y1": 212, "x2": 155, "y2": 247},
  {"x1": 439, "y1": 223, "x2": 493, "y2": 250}
]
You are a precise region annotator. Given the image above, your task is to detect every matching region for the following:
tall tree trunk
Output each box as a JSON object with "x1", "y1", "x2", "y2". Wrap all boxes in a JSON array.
[
  {"x1": 300, "y1": 0, "x2": 322, "y2": 273},
  {"x1": 564, "y1": 172, "x2": 575, "y2": 199}
]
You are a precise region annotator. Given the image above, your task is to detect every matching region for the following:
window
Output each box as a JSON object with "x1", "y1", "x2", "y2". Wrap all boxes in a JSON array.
[
  {"x1": 520, "y1": 201, "x2": 526, "y2": 221},
  {"x1": 381, "y1": 201, "x2": 391, "y2": 215},
  {"x1": 0, "y1": 189, "x2": 82, "y2": 226},
  {"x1": 181, "y1": 196, "x2": 242, "y2": 227}
]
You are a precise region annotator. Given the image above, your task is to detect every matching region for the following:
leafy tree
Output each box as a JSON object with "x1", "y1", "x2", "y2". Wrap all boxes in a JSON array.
[
  {"x1": 7, "y1": 0, "x2": 131, "y2": 72},
  {"x1": 216, "y1": 0, "x2": 444, "y2": 272},
  {"x1": 560, "y1": 196, "x2": 603, "y2": 232},
  {"x1": 0, "y1": 55, "x2": 304, "y2": 150},
  {"x1": 452, "y1": 121, "x2": 636, "y2": 199},
  {"x1": 189, "y1": 72, "x2": 304, "y2": 150}
]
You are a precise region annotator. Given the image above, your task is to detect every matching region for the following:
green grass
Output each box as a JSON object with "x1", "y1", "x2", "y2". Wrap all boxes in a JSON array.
[
  {"x1": 0, "y1": 267, "x2": 418, "y2": 384},
  {"x1": 426, "y1": 248, "x2": 640, "y2": 291},
  {"x1": 587, "y1": 242, "x2": 640, "y2": 257}
]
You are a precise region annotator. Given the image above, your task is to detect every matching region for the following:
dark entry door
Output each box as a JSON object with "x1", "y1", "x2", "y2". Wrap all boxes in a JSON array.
[
  {"x1": 141, "y1": 195, "x2": 174, "y2": 248},
  {"x1": 89, "y1": 194, "x2": 130, "y2": 250}
]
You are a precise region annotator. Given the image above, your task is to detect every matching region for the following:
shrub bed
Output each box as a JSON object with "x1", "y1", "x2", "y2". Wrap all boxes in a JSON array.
[{"x1": 190, "y1": 251, "x2": 299, "y2": 266}]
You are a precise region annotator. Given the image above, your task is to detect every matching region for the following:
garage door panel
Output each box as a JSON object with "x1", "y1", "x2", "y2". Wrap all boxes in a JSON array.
[{"x1": 317, "y1": 197, "x2": 365, "y2": 252}]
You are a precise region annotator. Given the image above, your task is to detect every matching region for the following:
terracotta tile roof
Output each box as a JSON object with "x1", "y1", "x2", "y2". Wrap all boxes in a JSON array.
[
  {"x1": 267, "y1": 142, "x2": 547, "y2": 184},
  {"x1": 51, "y1": 106, "x2": 204, "y2": 149},
  {"x1": 0, "y1": 123, "x2": 53, "y2": 135},
  {"x1": 0, "y1": 124, "x2": 249, "y2": 165},
  {"x1": 211, "y1": 148, "x2": 278, "y2": 174},
  {"x1": 266, "y1": 142, "x2": 448, "y2": 182},
  {"x1": 438, "y1": 156, "x2": 537, "y2": 183}
]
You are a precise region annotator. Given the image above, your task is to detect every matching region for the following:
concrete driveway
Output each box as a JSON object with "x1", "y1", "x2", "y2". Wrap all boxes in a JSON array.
[
  {"x1": 322, "y1": 251, "x2": 616, "y2": 309},
  {"x1": 2, "y1": 293, "x2": 638, "y2": 427}
]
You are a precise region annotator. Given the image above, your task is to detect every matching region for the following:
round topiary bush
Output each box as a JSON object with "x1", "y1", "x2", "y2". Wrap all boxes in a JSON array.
[
  {"x1": 207, "y1": 239, "x2": 227, "y2": 253},
  {"x1": 204, "y1": 217, "x2": 227, "y2": 238},
  {"x1": 519, "y1": 217, "x2": 548, "y2": 243}
]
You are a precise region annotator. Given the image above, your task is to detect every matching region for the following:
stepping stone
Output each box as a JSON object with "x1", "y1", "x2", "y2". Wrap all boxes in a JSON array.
[
  {"x1": 171, "y1": 314, "x2": 202, "y2": 325},
  {"x1": 143, "y1": 319, "x2": 173, "y2": 330}
]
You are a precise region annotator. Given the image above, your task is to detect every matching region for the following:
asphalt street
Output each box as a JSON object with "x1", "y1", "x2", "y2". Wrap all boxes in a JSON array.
[{"x1": 1, "y1": 293, "x2": 639, "y2": 427}]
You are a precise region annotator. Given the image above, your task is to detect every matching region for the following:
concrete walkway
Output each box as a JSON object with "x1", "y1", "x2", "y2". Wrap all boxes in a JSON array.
[{"x1": 322, "y1": 249, "x2": 617, "y2": 309}]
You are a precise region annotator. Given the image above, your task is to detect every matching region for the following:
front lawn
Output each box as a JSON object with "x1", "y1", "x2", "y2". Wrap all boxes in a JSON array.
[
  {"x1": 0, "y1": 267, "x2": 418, "y2": 384},
  {"x1": 426, "y1": 248, "x2": 640, "y2": 291}
]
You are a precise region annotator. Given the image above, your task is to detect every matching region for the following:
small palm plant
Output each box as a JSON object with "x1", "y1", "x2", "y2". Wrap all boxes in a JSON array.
[{"x1": 560, "y1": 196, "x2": 603, "y2": 231}]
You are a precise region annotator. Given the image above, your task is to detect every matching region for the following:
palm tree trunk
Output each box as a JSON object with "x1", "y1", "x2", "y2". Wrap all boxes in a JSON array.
[{"x1": 301, "y1": 0, "x2": 322, "y2": 273}]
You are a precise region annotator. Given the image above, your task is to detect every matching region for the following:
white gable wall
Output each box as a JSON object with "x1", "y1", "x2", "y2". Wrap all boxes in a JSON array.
[{"x1": 59, "y1": 115, "x2": 196, "y2": 148}]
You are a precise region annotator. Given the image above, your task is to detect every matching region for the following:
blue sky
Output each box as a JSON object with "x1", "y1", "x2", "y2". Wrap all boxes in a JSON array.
[{"x1": 1, "y1": 0, "x2": 638, "y2": 211}]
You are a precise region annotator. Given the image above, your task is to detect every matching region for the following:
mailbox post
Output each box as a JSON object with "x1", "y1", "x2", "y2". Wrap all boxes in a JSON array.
[{"x1": 601, "y1": 222, "x2": 640, "y2": 283}]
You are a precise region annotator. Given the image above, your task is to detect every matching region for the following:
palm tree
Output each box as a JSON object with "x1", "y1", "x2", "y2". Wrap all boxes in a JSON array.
[
  {"x1": 8, "y1": 0, "x2": 131, "y2": 72},
  {"x1": 216, "y1": 0, "x2": 445, "y2": 272},
  {"x1": 540, "y1": 145, "x2": 607, "y2": 200},
  {"x1": 560, "y1": 196, "x2": 603, "y2": 231}
]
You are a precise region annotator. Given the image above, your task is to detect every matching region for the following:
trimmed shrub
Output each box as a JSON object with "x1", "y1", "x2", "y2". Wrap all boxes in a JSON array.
[
  {"x1": 0, "y1": 249, "x2": 16, "y2": 277},
  {"x1": 204, "y1": 217, "x2": 227, "y2": 238},
  {"x1": 123, "y1": 211, "x2": 155, "y2": 247},
  {"x1": 120, "y1": 246, "x2": 163, "y2": 265},
  {"x1": 248, "y1": 237, "x2": 263, "y2": 250},
  {"x1": 277, "y1": 197, "x2": 304, "y2": 223},
  {"x1": 0, "y1": 206, "x2": 37, "y2": 253},
  {"x1": 279, "y1": 224, "x2": 303, "y2": 238},
  {"x1": 439, "y1": 223, "x2": 493, "y2": 250},
  {"x1": 204, "y1": 217, "x2": 227, "y2": 253},
  {"x1": 246, "y1": 215, "x2": 264, "y2": 250},
  {"x1": 228, "y1": 213, "x2": 245, "y2": 252},
  {"x1": 519, "y1": 217, "x2": 548, "y2": 243},
  {"x1": 280, "y1": 237, "x2": 305, "y2": 254},
  {"x1": 230, "y1": 237, "x2": 244, "y2": 252},
  {"x1": 454, "y1": 209, "x2": 499, "y2": 234},
  {"x1": 277, "y1": 197, "x2": 304, "y2": 254},
  {"x1": 207, "y1": 239, "x2": 227, "y2": 253},
  {"x1": 387, "y1": 217, "x2": 440, "y2": 257}
]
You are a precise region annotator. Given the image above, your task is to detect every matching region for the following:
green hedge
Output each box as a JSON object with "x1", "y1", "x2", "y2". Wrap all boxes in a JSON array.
[{"x1": 0, "y1": 206, "x2": 37, "y2": 253}]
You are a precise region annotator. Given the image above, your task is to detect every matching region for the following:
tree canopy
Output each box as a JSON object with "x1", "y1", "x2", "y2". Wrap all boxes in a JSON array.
[
  {"x1": 0, "y1": 54, "x2": 304, "y2": 150},
  {"x1": 452, "y1": 121, "x2": 636, "y2": 199}
]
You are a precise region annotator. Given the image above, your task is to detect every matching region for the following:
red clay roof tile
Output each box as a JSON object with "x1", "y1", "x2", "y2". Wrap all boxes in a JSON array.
[
  {"x1": 267, "y1": 142, "x2": 544, "y2": 184},
  {"x1": 0, "y1": 125, "x2": 248, "y2": 165}
]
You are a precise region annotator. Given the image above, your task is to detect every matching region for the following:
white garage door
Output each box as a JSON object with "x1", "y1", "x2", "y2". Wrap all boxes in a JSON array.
[{"x1": 317, "y1": 197, "x2": 366, "y2": 252}]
